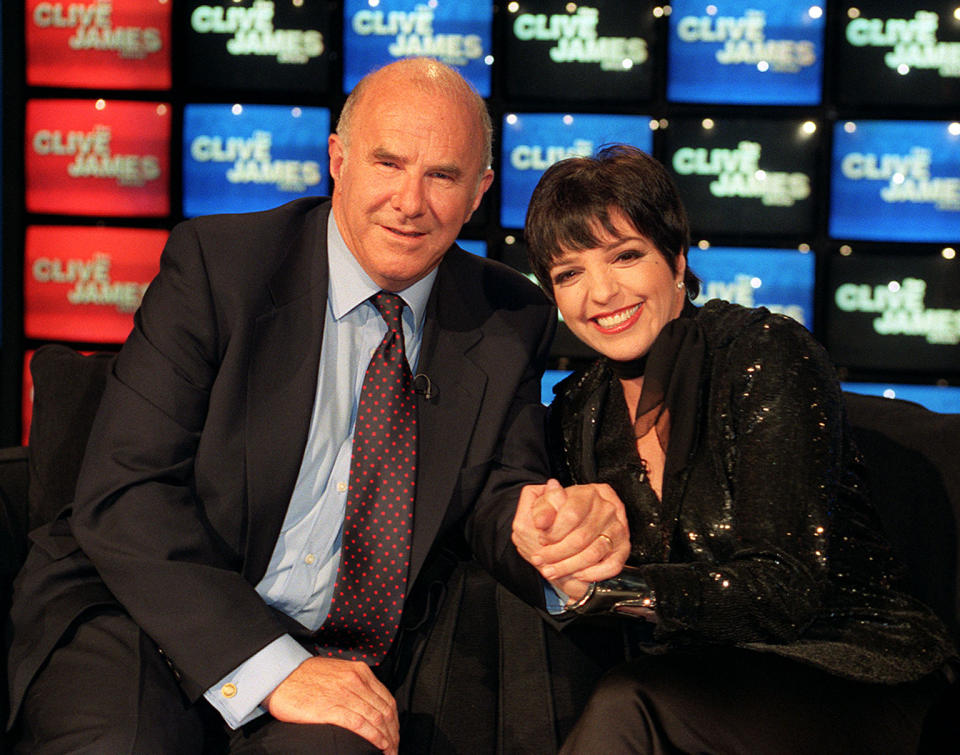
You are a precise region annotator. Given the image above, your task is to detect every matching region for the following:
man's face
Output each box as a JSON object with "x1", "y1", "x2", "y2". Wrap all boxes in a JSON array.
[{"x1": 329, "y1": 79, "x2": 493, "y2": 292}]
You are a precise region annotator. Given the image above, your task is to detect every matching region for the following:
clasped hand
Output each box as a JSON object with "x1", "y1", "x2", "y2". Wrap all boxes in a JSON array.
[{"x1": 512, "y1": 479, "x2": 630, "y2": 601}]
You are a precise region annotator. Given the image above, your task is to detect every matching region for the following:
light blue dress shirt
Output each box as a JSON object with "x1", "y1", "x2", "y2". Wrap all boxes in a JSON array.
[{"x1": 205, "y1": 211, "x2": 436, "y2": 728}]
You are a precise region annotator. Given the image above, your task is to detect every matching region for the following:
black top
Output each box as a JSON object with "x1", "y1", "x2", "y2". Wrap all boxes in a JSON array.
[{"x1": 548, "y1": 299, "x2": 955, "y2": 683}]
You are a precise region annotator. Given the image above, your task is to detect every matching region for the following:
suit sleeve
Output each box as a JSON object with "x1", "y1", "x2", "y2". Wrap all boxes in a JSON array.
[
  {"x1": 466, "y1": 299, "x2": 557, "y2": 608},
  {"x1": 69, "y1": 220, "x2": 287, "y2": 700}
]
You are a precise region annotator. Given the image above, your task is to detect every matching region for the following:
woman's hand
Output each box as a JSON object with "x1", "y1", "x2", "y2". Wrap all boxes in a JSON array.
[{"x1": 512, "y1": 479, "x2": 630, "y2": 600}]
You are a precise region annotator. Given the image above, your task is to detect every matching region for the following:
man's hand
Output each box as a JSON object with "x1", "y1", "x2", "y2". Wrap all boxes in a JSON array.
[
  {"x1": 512, "y1": 479, "x2": 630, "y2": 600},
  {"x1": 264, "y1": 656, "x2": 399, "y2": 755}
]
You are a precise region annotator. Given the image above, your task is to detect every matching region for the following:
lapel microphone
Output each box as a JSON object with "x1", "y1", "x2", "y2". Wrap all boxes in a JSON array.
[{"x1": 412, "y1": 373, "x2": 437, "y2": 400}]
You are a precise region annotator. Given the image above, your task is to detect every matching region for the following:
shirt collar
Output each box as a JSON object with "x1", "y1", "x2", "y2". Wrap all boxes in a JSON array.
[{"x1": 326, "y1": 210, "x2": 436, "y2": 334}]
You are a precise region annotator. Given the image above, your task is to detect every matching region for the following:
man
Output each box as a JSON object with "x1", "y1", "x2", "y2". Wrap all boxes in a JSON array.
[{"x1": 6, "y1": 58, "x2": 628, "y2": 753}]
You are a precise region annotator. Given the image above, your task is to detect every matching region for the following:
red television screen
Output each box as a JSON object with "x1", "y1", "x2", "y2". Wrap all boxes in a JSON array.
[
  {"x1": 26, "y1": 0, "x2": 172, "y2": 89},
  {"x1": 26, "y1": 98, "x2": 171, "y2": 217},
  {"x1": 24, "y1": 224, "x2": 166, "y2": 343}
]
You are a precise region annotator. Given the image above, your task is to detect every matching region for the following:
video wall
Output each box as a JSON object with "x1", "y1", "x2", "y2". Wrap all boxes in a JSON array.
[{"x1": 4, "y1": 0, "x2": 960, "y2": 441}]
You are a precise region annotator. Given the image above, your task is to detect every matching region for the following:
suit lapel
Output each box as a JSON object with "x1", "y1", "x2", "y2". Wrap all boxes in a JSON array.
[
  {"x1": 243, "y1": 203, "x2": 330, "y2": 582},
  {"x1": 408, "y1": 252, "x2": 487, "y2": 583}
]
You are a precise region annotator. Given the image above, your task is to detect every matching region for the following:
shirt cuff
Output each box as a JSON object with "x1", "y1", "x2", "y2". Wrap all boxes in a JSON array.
[
  {"x1": 543, "y1": 580, "x2": 570, "y2": 615},
  {"x1": 203, "y1": 634, "x2": 312, "y2": 730}
]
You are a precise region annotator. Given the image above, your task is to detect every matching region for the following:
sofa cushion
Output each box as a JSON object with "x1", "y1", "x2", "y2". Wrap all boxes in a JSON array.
[
  {"x1": 27, "y1": 345, "x2": 115, "y2": 531},
  {"x1": 844, "y1": 392, "x2": 960, "y2": 642}
]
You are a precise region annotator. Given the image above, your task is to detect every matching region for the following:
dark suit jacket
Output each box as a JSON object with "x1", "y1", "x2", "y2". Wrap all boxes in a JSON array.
[{"x1": 7, "y1": 198, "x2": 554, "y2": 723}]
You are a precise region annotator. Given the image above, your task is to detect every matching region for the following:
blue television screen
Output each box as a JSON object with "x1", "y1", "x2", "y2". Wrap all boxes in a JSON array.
[
  {"x1": 499, "y1": 112, "x2": 653, "y2": 229},
  {"x1": 667, "y1": 0, "x2": 825, "y2": 104},
  {"x1": 826, "y1": 251, "x2": 960, "y2": 375},
  {"x1": 688, "y1": 246, "x2": 816, "y2": 329},
  {"x1": 541, "y1": 369, "x2": 573, "y2": 405},
  {"x1": 832, "y1": 0, "x2": 960, "y2": 107},
  {"x1": 182, "y1": 103, "x2": 330, "y2": 217},
  {"x1": 843, "y1": 382, "x2": 960, "y2": 415},
  {"x1": 342, "y1": 0, "x2": 492, "y2": 96},
  {"x1": 502, "y1": 0, "x2": 656, "y2": 102},
  {"x1": 457, "y1": 239, "x2": 487, "y2": 257},
  {"x1": 664, "y1": 117, "x2": 819, "y2": 237},
  {"x1": 830, "y1": 120, "x2": 960, "y2": 243}
]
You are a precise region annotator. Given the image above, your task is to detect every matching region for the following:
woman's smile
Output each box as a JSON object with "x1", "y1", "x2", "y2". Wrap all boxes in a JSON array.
[{"x1": 592, "y1": 303, "x2": 642, "y2": 333}]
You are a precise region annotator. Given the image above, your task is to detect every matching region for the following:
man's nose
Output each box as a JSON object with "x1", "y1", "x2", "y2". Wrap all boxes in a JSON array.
[{"x1": 391, "y1": 173, "x2": 426, "y2": 217}]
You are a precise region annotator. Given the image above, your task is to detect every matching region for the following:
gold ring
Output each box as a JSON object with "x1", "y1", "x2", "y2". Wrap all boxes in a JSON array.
[{"x1": 598, "y1": 533, "x2": 614, "y2": 549}]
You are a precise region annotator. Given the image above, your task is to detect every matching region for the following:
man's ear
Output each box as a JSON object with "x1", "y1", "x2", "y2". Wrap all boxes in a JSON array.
[
  {"x1": 468, "y1": 168, "x2": 495, "y2": 217},
  {"x1": 328, "y1": 134, "x2": 345, "y2": 183}
]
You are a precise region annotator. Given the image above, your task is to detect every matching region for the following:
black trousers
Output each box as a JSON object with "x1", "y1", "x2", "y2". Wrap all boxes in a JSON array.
[
  {"x1": 12, "y1": 609, "x2": 384, "y2": 755},
  {"x1": 557, "y1": 645, "x2": 949, "y2": 755}
]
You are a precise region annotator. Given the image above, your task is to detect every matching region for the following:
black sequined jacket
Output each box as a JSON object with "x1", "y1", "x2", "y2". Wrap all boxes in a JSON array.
[{"x1": 548, "y1": 299, "x2": 955, "y2": 683}]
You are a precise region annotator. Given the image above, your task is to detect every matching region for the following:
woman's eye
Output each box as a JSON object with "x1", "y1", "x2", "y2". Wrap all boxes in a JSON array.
[
  {"x1": 616, "y1": 250, "x2": 642, "y2": 263},
  {"x1": 552, "y1": 269, "x2": 578, "y2": 285}
]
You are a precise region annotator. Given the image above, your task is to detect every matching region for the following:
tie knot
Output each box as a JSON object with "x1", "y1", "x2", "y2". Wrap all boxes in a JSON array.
[{"x1": 372, "y1": 291, "x2": 406, "y2": 333}]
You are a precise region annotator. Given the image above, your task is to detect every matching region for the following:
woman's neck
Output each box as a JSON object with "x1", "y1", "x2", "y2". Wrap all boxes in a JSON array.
[{"x1": 620, "y1": 376, "x2": 644, "y2": 425}]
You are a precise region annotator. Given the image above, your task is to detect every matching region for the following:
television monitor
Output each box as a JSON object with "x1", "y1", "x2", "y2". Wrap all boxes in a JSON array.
[
  {"x1": 826, "y1": 251, "x2": 960, "y2": 375},
  {"x1": 456, "y1": 239, "x2": 487, "y2": 257},
  {"x1": 842, "y1": 381, "x2": 960, "y2": 415},
  {"x1": 830, "y1": 120, "x2": 960, "y2": 243},
  {"x1": 666, "y1": 0, "x2": 826, "y2": 104},
  {"x1": 501, "y1": 0, "x2": 656, "y2": 102},
  {"x1": 499, "y1": 112, "x2": 653, "y2": 229},
  {"x1": 688, "y1": 246, "x2": 816, "y2": 329},
  {"x1": 24, "y1": 225, "x2": 166, "y2": 343},
  {"x1": 342, "y1": 0, "x2": 492, "y2": 96},
  {"x1": 832, "y1": 1, "x2": 960, "y2": 107},
  {"x1": 183, "y1": 0, "x2": 332, "y2": 93},
  {"x1": 541, "y1": 368, "x2": 573, "y2": 405},
  {"x1": 25, "y1": 98, "x2": 171, "y2": 217},
  {"x1": 182, "y1": 103, "x2": 330, "y2": 217},
  {"x1": 26, "y1": 0, "x2": 172, "y2": 89},
  {"x1": 663, "y1": 116, "x2": 819, "y2": 237}
]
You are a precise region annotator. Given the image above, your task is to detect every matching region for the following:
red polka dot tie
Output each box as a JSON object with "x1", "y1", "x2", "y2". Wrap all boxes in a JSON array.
[{"x1": 314, "y1": 291, "x2": 417, "y2": 663}]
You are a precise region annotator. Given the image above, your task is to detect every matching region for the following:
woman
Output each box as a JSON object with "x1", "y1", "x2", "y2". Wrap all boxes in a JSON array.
[{"x1": 516, "y1": 144, "x2": 956, "y2": 753}]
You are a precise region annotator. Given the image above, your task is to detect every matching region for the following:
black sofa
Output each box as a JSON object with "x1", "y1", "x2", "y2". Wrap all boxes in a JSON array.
[{"x1": 3, "y1": 345, "x2": 959, "y2": 752}]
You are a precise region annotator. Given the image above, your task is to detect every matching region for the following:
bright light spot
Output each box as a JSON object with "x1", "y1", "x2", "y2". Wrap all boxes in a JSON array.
[
  {"x1": 95, "y1": 99, "x2": 106, "y2": 110},
  {"x1": 649, "y1": 119, "x2": 660, "y2": 131},
  {"x1": 798, "y1": 243, "x2": 811, "y2": 253},
  {"x1": 697, "y1": 239, "x2": 710, "y2": 250},
  {"x1": 883, "y1": 389, "x2": 896, "y2": 399},
  {"x1": 755, "y1": 170, "x2": 767, "y2": 181},
  {"x1": 839, "y1": 245, "x2": 853, "y2": 256},
  {"x1": 757, "y1": 61, "x2": 769, "y2": 72},
  {"x1": 156, "y1": 104, "x2": 168, "y2": 116},
  {"x1": 943, "y1": 247, "x2": 957, "y2": 260},
  {"x1": 897, "y1": 64, "x2": 910, "y2": 75},
  {"x1": 802, "y1": 120, "x2": 817, "y2": 135},
  {"x1": 566, "y1": 2, "x2": 577, "y2": 12},
  {"x1": 750, "y1": 277, "x2": 762, "y2": 289},
  {"x1": 948, "y1": 122, "x2": 960, "y2": 136},
  {"x1": 507, "y1": 1, "x2": 519, "y2": 11},
  {"x1": 368, "y1": 0, "x2": 379, "y2": 7},
  {"x1": 232, "y1": 104, "x2": 243, "y2": 115},
  {"x1": 484, "y1": 55, "x2": 494, "y2": 65},
  {"x1": 621, "y1": 58, "x2": 634, "y2": 70},
  {"x1": 505, "y1": 113, "x2": 518, "y2": 125},
  {"x1": 808, "y1": 6, "x2": 823, "y2": 19},
  {"x1": 562, "y1": 114, "x2": 574, "y2": 125},
  {"x1": 706, "y1": 5, "x2": 717, "y2": 15},
  {"x1": 844, "y1": 121, "x2": 857, "y2": 133},
  {"x1": 888, "y1": 281, "x2": 901, "y2": 293},
  {"x1": 291, "y1": 107, "x2": 302, "y2": 118},
  {"x1": 702, "y1": 118, "x2": 715, "y2": 130},
  {"x1": 653, "y1": 6, "x2": 664, "y2": 18},
  {"x1": 848, "y1": 7, "x2": 860, "y2": 19},
  {"x1": 891, "y1": 173, "x2": 905, "y2": 185},
  {"x1": 505, "y1": 235, "x2": 516, "y2": 245}
]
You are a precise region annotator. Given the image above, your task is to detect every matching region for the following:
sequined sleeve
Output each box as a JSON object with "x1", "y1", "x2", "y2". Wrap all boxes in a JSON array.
[{"x1": 639, "y1": 315, "x2": 847, "y2": 644}]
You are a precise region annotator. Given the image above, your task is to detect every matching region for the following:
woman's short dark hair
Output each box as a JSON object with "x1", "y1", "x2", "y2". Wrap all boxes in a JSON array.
[{"x1": 525, "y1": 143, "x2": 700, "y2": 299}]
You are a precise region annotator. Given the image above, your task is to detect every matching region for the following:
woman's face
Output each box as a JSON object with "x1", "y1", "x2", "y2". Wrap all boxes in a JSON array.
[{"x1": 549, "y1": 210, "x2": 687, "y2": 363}]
